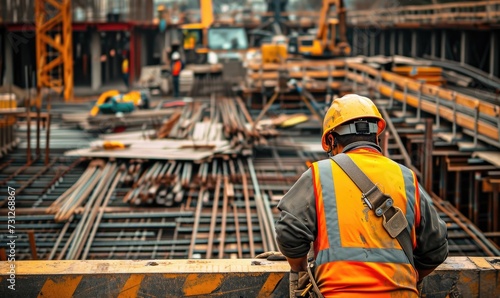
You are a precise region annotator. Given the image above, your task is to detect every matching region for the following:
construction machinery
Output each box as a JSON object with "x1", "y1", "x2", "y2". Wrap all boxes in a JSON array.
[
  {"x1": 289, "y1": 0, "x2": 350, "y2": 58},
  {"x1": 180, "y1": 0, "x2": 248, "y2": 64},
  {"x1": 154, "y1": 0, "x2": 248, "y2": 96},
  {"x1": 180, "y1": 0, "x2": 214, "y2": 64},
  {"x1": 89, "y1": 90, "x2": 150, "y2": 116},
  {"x1": 261, "y1": 35, "x2": 288, "y2": 64}
]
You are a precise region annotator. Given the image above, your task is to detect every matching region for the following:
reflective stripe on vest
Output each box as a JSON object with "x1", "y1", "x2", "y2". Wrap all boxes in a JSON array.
[
  {"x1": 400, "y1": 164, "x2": 416, "y2": 235},
  {"x1": 314, "y1": 158, "x2": 416, "y2": 266}
]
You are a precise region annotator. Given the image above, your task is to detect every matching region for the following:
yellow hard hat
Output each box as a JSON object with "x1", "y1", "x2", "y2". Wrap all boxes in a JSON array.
[{"x1": 321, "y1": 94, "x2": 386, "y2": 152}]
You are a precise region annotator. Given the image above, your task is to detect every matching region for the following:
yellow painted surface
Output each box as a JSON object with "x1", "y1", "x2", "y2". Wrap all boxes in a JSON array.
[
  {"x1": 3, "y1": 258, "x2": 498, "y2": 276},
  {"x1": 280, "y1": 115, "x2": 309, "y2": 128},
  {"x1": 1, "y1": 260, "x2": 290, "y2": 276},
  {"x1": 262, "y1": 43, "x2": 288, "y2": 64},
  {"x1": 257, "y1": 273, "x2": 284, "y2": 297},
  {"x1": 37, "y1": 275, "x2": 83, "y2": 298},
  {"x1": 0, "y1": 98, "x2": 16, "y2": 109},
  {"x1": 117, "y1": 274, "x2": 145, "y2": 298},
  {"x1": 469, "y1": 257, "x2": 495, "y2": 269},
  {"x1": 90, "y1": 90, "x2": 120, "y2": 116},
  {"x1": 182, "y1": 273, "x2": 224, "y2": 296},
  {"x1": 102, "y1": 141, "x2": 127, "y2": 150},
  {"x1": 200, "y1": 0, "x2": 214, "y2": 28}
]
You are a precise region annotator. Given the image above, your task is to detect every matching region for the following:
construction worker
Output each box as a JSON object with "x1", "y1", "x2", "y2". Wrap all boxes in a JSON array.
[
  {"x1": 122, "y1": 51, "x2": 130, "y2": 90},
  {"x1": 275, "y1": 94, "x2": 448, "y2": 297},
  {"x1": 171, "y1": 52, "x2": 183, "y2": 98}
]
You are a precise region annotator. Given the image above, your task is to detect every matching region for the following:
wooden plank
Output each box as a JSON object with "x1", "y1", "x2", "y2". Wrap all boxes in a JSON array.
[
  {"x1": 246, "y1": 81, "x2": 342, "y2": 91},
  {"x1": 0, "y1": 108, "x2": 27, "y2": 115},
  {"x1": 64, "y1": 148, "x2": 216, "y2": 161},
  {"x1": 248, "y1": 70, "x2": 345, "y2": 80},
  {"x1": 90, "y1": 139, "x2": 230, "y2": 150},
  {"x1": 102, "y1": 130, "x2": 157, "y2": 140},
  {"x1": 347, "y1": 62, "x2": 381, "y2": 77},
  {"x1": 246, "y1": 60, "x2": 345, "y2": 71},
  {"x1": 472, "y1": 152, "x2": 500, "y2": 167}
]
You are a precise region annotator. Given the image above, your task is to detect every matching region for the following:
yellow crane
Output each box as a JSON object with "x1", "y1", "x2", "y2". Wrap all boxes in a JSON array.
[
  {"x1": 180, "y1": 0, "x2": 214, "y2": 63},
  {"x1": 35, "y1": 0, "x2": 73, "y2": 101}
]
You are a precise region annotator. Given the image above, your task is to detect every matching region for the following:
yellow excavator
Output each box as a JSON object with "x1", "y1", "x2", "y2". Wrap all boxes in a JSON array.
[
  {"x1": 89, "y1": 90, "x2": 150, "y2": 117},
  {"x1": 290, "y1": 0, "x2": 351, "y2": 58},
  {"x1": 180, "y1": 0, "x2": 214, "y2": 64}
]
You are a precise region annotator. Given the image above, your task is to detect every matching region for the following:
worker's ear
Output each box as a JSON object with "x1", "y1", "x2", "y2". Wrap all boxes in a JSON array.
[{"x1": 327, "y1": 133, "x2": 336, "y2": 149}]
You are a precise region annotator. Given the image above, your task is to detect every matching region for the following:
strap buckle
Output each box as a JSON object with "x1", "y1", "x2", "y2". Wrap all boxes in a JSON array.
[
  {"x1": 382, "y1": 207, "x2": 408, "y2": 238},
  {"x1": 361, "y1": 185, "x2": 379, "y2": 210},
  {"x1": 362, "y1": 187, "x2": 393, "y2": 217},
  {"x1": 374, "y1": 197, "x2": 393, "y2": 217}
]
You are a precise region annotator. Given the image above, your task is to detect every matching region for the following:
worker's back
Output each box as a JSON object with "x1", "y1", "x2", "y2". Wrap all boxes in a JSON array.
[{"x1": 311, "y1": 148, "x2": 418, "y2": 297}]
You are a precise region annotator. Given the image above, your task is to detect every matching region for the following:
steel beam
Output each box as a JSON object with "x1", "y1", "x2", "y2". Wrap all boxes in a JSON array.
[
  {"x1": 431, "y1": 31, "x2": 437, "y2": 58},
  {"x1": 390, "y1": 31, "x2": 396, "y2": 56},
  {"x1": 490, "y1": 32, "x2": 499, "y2": 78},
  {"x1": 90, "y1": 32, "x2": 101, "y2": 91},
  {"x1": 379, "y1": 31, "x2": 385, "y2": 56},
  {"x1": 398, "y1": 31, "x2": 404, "y2": 55},
  {"x1": 3, "y1": 34, "x2": 14, "y2": 85},
  {"x1": 370, "y1": 32, "x2": 376, "y2": 56},
  {"x1": 460, "y1": 31, "x2": 469, "y2": 65},
  {"x1": 352, "y1": 28, "x2": 358, "y2": 56},
  {"x1": 411, "y1": 30, "x2": 418, "y2": 57},
  {"x1": 441, "y1": 30, "x2": 447, "y2": 61}
]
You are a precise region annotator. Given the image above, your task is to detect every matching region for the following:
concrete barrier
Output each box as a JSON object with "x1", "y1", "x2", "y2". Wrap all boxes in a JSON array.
[{"x1": 0, "y1": 257, "x2": 498, "y2": 297}]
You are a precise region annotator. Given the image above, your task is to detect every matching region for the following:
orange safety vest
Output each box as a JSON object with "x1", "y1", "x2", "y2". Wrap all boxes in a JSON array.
[
  {"x1": 310, "y1": 148, "x2": 419, "y2": 297},
  {"x1": 172, "y1": 60, "x2": 182, "y2": 76}
]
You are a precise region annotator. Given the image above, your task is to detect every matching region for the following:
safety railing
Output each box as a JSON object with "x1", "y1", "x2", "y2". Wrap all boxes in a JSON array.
[
  {"x1": 348, "y1": 1, "x2": 500, "y2": 26},
  {"x1": 344, "y1": 62, "x2": 500, "y2": 148},
  {"x1": 244, "y1": 57, "x2": 500, "y2": 148}
]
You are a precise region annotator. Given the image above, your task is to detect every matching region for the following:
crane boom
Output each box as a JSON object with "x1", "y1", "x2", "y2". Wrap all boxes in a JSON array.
[
  {"x1": 294, "y1": 0, "x2": 350, "y2": 58},
  {"x1": 316, "y1": 0, "x2": 346, "y2": 50}
]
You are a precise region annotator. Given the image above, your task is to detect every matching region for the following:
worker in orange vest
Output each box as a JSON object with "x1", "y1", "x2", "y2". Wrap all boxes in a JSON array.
[
  {"x1": 171, "y1": 51, "x2": 183, "y2": 98},
  {"x1": 275, "y1": 94, "x2": 448, "y2": 297}
]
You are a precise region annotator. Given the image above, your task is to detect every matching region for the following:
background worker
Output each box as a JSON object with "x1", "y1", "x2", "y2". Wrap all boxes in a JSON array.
[
  {"x1": 171, "y1": 51, "x2": 183, "y2": 98},
  {"x1": 121, "y1": 51, "x2": 129, "y2": 90},
  {"x1": 275, "y1": 94, "x2": 448, "y2": 297}
]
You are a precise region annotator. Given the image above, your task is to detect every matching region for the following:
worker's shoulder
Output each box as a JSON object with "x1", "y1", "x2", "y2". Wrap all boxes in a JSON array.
[
  {"x1": 349, "y1": 152, "x2": 416, "y2": 174},
  {"x1": 387, "y1": 157, "x2": 415, "y2": 174},
  {"x1": 310, "y1": 158, "x2": 332, "y2": 168}
]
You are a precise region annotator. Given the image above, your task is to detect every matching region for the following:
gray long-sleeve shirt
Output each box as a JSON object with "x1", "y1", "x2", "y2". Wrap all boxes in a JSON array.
[{"x1": 275, "y1": 162, "x2": 448, "y2": 272}]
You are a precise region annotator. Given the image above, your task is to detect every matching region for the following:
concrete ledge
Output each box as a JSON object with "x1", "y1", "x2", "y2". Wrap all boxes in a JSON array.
[{"x1": 0, "y1": 257, "x2": 499, "y2": 297}]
